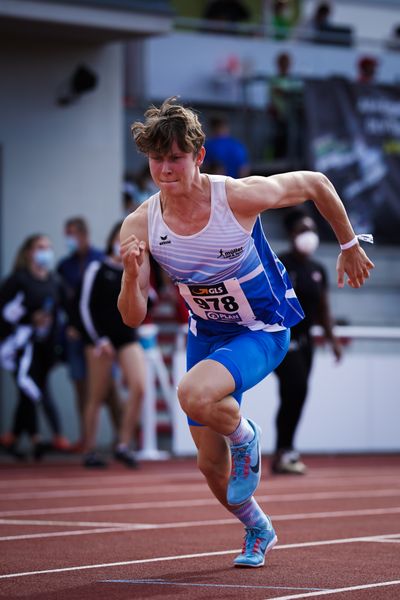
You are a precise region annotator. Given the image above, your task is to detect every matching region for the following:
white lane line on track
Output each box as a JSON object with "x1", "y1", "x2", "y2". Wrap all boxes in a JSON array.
[
  {"x1": 1, "y1": 488, "x2": 400, "y2": 517},
  {"x1": 0, "y1": 471, "x2": 203, "y2": 488},
  {"x1": 0, "y1": 519, "x2": 132, "y2": 527},
  {"x1": 264, "y1": 579, "x2": 400, "y2": 600},
  {"x1": 1, "y1": 507, "x2": 400, "y2": 542},
  {"x1": 0, "y1": 484, "x2": 206, "y2": 500},
  {"x1": 101, "y1": 579, "x2": 328, "y2": 592},
  {"x1": 4, "y1": 480, "x2": 400, "y2": 502},
  {"x1": 0, "y1": 472, "x2": 398, "y2": 493},
  {"x1": 1, "y1": 533, "x2": 399, "y2": 579}
]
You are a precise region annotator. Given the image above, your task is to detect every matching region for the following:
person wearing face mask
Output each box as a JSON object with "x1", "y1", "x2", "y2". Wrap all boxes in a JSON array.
[
  {"x1": 0, "y1": 234, "x2": 71, "y2": 459},
  {"x1": 272, "y1": 208, "x2": 343, "y2": 475},
  {"x1": 78, "y1": 221, "x2": 146, "y2": 468},
  {"x1": 57, "y1": 217, "x2": 105, "y2": 451}
]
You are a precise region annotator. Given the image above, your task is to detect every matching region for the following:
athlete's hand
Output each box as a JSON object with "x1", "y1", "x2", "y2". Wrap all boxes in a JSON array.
[
  {"x1": 120, "y1": 234, "x2": 146, "y2": 280},
  {"x1": 336, "y1": 245, "x2": 374, "y2": 288}
]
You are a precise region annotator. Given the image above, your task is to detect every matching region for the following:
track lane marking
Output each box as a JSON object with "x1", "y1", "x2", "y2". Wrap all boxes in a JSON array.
[
  {"x1": 1, "y1": 478, "x2": 400, "y2": 500},
  {"x1": 101, "y1": 579, "x2": 328, "y2": 592},
  {"x1": 1, "y1": 488, "x2": 400, "y2": 516},
  {"x1": 1, "y1": 508, "x2": 400, "y2": 541},
  {"x1": 264, "y1": 579, "x2": 400, "y2": 600},
  {"x1": 0, "y1": 472, "x2": 399, "y2": 495},
  {"x1": 1, "y1": 533, "x2": 399, "y2": 579}
]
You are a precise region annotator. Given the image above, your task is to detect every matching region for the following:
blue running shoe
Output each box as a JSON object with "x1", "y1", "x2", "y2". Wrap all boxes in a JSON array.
[
  {"x1": 233, "y1": 522, "x2": 277, "y2": 568},
  {"x1": 227, "y1": 419, "x2": 261, "y2": 506}
]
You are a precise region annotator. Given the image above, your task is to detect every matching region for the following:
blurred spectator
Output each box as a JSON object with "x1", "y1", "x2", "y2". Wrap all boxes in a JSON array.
[
  {"x1": 79, "y1": 221, "x2": 146, "y2": 468},
  {"x1": 57, "y1": 217, "x2": 103, "y2": 450},
  {"x1": 122, "y1": 167, "x2": 158, "y2": 215},
  {"x1": 122, "y1": 176, "x2": 139, "y2": 216},
  {"x1": 0, "y1": 234, "x2": 71, "y2": 460},
  {"x1": 272, "y1": 208, "x2": 342, "y2": 475},
  {"x1": 267, "y1": 52, "x2": 304, "y2": 162},
  {"x1": 202, "y1": 0, "x2": 251, "y2": 34},
  {"x1": 357, "y1": 55, "x2": 378, "y2": 84},
  {"x1": 204, "y1": 115, "x2": 250, "y2": 178},
  {"x1": 308, "y1": 2, "x2": 353, "y2": 46},
  {"x1": 270, "y1": 0, "x2": 301, "y2": 40},
  {"x1": 57, "y1": 217, "x2": 120, "y2": 451},
  {"x1": 386, "y1": 24, "x2": 400, "y2": 51},
  {"x1": 203, "y1": 0, "x2": 250, "y2": 24}
]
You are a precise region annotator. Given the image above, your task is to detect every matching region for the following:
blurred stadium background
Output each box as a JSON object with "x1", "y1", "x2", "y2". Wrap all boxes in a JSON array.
[{"x1": 0, "y1": 0, "x2": 399, "y2": 456}]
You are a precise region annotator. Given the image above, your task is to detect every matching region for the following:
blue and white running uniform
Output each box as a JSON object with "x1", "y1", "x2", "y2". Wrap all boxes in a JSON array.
[{"x1": 148, "y1": 175, "x2": 304, "y2": 424}]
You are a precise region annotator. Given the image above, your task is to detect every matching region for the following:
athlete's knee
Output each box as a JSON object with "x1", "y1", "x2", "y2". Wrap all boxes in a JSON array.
[{"x1": 177, "y1": 376, "x2": 216, "y2": 422}]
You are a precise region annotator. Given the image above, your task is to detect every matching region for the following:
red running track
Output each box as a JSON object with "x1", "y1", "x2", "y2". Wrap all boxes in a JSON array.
[{"x1": 0, "y1": 454, "x2": 399, "y2": 600}]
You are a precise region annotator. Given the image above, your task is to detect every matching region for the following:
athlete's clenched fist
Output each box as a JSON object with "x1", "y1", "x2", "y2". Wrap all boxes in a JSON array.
[{"x1": 120, "y1": 234, "x2": 146, "y2": 279}]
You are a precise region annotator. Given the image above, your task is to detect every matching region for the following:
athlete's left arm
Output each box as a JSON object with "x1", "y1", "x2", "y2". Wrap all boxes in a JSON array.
[{"x1": 227, "y1": 171, "x2": 375, "y2": 288}]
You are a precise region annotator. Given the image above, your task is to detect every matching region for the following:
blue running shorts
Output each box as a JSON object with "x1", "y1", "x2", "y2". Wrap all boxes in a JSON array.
[{"x1": 186, "y1": 325, "x2": 290, "y2": 426}]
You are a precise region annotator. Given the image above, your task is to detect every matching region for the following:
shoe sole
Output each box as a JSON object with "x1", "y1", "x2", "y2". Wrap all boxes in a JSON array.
[{"x1": 234, "y1": 534, "x2": 278, "y2": 568}]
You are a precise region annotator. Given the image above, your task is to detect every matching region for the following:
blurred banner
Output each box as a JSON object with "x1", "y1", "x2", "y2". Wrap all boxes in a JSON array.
[{"x1": 304, "y1": 77, "x2": 400, "y2": 244}]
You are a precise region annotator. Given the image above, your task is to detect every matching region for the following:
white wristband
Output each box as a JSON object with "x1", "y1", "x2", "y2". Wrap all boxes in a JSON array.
[
  {"x1": 340, "y1": 233, "x2": 374, "y2": 251},
  {"x1": 340, "y1": 237, "x2": 358, "y2": 250}
]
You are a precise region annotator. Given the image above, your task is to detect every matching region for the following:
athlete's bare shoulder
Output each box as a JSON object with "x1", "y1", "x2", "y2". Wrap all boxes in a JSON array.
[{"x1": 121, "y1": 200, "x2": 150, "y2": 245}]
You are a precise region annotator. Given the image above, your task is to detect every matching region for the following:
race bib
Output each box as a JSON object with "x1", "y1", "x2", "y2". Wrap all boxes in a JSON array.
[{"x1": 178, "y1": 278, "x2": 255, "y2": 324}]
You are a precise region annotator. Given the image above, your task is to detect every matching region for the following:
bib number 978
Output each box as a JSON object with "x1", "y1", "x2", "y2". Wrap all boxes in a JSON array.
[{"x1": 193, "y1": 296, "x2": 239, "y2": 312}]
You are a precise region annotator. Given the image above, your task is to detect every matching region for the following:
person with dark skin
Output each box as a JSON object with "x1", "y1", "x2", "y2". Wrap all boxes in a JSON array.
[
  {"x1": 117, "y1": 97, "x2": 374, "y2": 568},
  {"x1": 272, "y1": 208, "x2": 343, "y2": 474}
]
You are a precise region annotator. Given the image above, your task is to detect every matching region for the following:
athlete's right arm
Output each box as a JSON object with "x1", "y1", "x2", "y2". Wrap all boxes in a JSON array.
[{"x1": 117, "y1": 206, "x2": 151, "y2": 328}]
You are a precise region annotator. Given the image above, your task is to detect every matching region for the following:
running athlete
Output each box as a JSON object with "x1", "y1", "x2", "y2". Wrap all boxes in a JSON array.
[{"x1": 117, "y1": 97, "x2": 374, "y2": 568}]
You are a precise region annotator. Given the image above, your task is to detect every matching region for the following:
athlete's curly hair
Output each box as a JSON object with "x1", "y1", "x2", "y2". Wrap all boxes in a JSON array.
[{"x1": 131, "y1": 97, "x2": 205, "y2": 156}]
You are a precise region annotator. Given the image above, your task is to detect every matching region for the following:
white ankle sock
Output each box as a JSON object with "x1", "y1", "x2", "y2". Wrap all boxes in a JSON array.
[{"x1": 227, "y1": 417, "x2": 254, "y2": 446}]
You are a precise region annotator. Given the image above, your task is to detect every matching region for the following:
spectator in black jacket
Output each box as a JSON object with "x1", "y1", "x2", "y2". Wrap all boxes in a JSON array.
[
  {"x1": 0, "y1": 234, "x2": 71, "y2": 459},
  {"x1": 272, "y1": 209, "x2": 343, "y2": 474},
  {"x1": 79, "y1": 222, "x2": 146, "y2": 468}
]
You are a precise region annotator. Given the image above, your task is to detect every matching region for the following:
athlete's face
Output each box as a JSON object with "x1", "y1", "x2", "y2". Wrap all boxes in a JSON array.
[{"x1": 148, "y1": 140, "x2": 204, "y2": 195}]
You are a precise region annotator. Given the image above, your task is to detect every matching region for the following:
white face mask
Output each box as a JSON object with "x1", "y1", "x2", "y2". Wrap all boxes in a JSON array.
[
  {"x1": 65, "y1": 235, "x2": 79, "y2": 254},
  {"x1": 33, "y1": 248, "x2": 55, "y2": 271},
  {"x1": 112, "y1": 242, "x2": 121, "y2": 257},
  {"x1": 294, "y1": 231, "x2": 319, "y2": 256}
]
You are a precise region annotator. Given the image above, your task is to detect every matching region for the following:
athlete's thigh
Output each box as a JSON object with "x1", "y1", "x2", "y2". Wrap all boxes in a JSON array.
[
  {"x1": 182, "y1": 357, "x2": 236, "y2": 402},
  {"x1": 207, "y1": 329, "x2": 290, "y2": 395}
]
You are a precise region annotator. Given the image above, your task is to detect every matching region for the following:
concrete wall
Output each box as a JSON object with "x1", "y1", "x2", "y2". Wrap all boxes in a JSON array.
[
  {"x1": 0, "y1": 39, "x2": 124, "y2": 273},
  {"x1": 0, "y1": 38, "x2": 124, "y2": 443}
]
